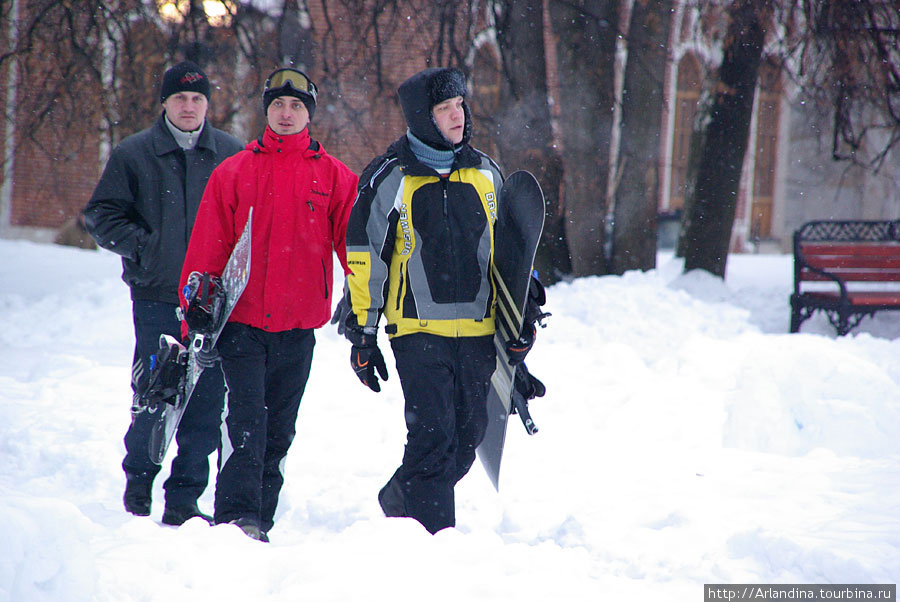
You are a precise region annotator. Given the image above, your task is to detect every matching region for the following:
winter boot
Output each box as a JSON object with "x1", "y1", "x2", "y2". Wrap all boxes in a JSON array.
[
  {"x1": 162, "y1": 502, "x2": 214, "y2": 526},
  {"x1": 378, "y1": 478, "x2": 408, "y2": 518},
  {"x1": 123, "y1": 474, "x2": 152, "y2": 516},
  {"x1": 229, "y1": 518, "x2": 269, "y2": 542}
]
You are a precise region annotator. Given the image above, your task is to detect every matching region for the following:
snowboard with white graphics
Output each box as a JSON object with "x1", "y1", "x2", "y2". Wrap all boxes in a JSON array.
[{"x1": 145, "y1": 208, "x2": 253, "y2": 465}]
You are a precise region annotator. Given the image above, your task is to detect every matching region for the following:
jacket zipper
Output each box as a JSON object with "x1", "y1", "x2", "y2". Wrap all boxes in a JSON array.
[
  {"x1": 321, "y1": 259, "x2": 329, "y2": 299},
  {"x1": 442, "y1": 176, "x2": 460, "y2": 323}
]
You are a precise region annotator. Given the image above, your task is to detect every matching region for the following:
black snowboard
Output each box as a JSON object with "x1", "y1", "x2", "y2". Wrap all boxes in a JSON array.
[{"x1": 476, "y1": 170, "x2": 545, "y2": 490}]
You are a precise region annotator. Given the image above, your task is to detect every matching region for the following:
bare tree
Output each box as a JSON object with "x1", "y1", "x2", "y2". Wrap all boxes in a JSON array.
[
  {"x1": 610, "y1": 0, "x2": 674, "y2": 275},
  {"x1": 549, "y1": 0, "x2": 619, "y2": 278},
  {"x1": 680, "y1": 0, "x2": 771, "y2": 277},
  {"x1": 492, "y1": 0, "x2": 567, "y2": 281},
  {"x1": 788, "y1": 0, "x2": 900, "y2": 172}
]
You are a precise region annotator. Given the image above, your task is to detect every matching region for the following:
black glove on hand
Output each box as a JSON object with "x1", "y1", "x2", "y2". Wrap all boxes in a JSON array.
[
  {"x1": 505, "y1": 322, "x2": 536, "y2": 365},
  {"x1": 330, "y1": 292, "x2": 351, "y2": 337},
  {"x1": 351, "y1": 344, "x2": 389, "y2": 392},
  {"x1": 347, "y1": 327, "x2": 388, "y2": 392}
]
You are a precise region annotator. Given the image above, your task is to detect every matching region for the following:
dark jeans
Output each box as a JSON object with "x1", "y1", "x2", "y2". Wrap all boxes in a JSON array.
[
  {"x1": 213, "y1": 323, "x2": 315, "y2": 533},
  {"x1": 124, "y1": 299, "x2": 225, "y2": 506},
  {"x1": 382, "y1": 333, "x2": 495, "y2": 533}
]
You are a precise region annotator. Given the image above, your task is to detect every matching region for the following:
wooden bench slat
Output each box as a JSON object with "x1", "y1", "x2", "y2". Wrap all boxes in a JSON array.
[
  {"x1": 802, "y1": 291, "x2": 900, "y2": 306},
  {"x1": 804, "y1": 256, "x2": 900, "y2": 269},
  {"x1": 800, "y1": 270, "x2": 900, "y2": 282},
  {"x1": 800, "y1": 243, "x2": 900, "y2": 257}
]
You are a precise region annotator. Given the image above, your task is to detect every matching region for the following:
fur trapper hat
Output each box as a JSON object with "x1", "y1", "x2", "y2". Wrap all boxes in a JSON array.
[{"x1": 397, "y1": 67, "x2": 472, "y2": 150}]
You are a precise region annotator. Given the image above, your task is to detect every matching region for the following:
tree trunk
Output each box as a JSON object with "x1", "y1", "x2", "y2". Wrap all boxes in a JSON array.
[
  {"x1": 680, "y1": 0, "x2": 769, "y2": 277},
  {"x1": 610, "y1": 0, "x2": 673, "y2": 274},
  {"x1": 548, "y1": 0, "x2": 619, "y2": 277},
  {"x1": 493, "y1": 0, "x2": 567, "y2": 282}
]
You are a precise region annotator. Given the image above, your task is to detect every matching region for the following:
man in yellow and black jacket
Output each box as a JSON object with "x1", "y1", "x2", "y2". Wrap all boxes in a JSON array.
[{"x1": 339, "y1": 67, "x2": 532, "y2": 534}]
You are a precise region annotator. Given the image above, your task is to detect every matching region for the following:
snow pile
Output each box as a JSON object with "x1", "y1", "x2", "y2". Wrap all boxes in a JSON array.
[{"x1": 1, "y1": 240, "x2": 897, "y2": 602}]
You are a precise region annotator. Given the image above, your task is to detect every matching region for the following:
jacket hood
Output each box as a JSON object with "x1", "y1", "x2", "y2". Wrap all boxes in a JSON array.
[{"x1": 397, "y1": 67, "x2": 472, "y2": 151}]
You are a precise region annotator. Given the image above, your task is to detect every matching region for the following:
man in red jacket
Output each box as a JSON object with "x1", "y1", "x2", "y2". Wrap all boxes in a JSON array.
[{"x1": 180, "y1": 67, "x2": 358, "y2": 541}]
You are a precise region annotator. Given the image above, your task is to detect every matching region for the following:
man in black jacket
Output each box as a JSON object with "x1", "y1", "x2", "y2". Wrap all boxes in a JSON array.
[
  {"x1": 84, "y1": 60, "x2": 243, "y2": 525},
  {"x1": 340, "y1": 67, "x2": 534, "y2": 534}
]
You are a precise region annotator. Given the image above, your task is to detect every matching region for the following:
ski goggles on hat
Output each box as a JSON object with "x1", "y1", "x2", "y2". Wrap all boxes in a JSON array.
[{"x1": 265, "y1": 68, "x2": 317, "y2": 102}]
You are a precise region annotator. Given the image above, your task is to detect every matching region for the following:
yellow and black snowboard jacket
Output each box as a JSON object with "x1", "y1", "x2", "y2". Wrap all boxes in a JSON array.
[{"x1": 345, "y1": 136, "x2": 504, "y2": 339}]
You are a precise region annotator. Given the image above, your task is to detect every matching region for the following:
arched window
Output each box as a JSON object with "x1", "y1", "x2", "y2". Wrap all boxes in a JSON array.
[
  {"x1": 750, "y1": 62, "x2": 781, "y2": 239},
  {"x1": 668, "y1": 53, "x2": 702, "y2": 210}
]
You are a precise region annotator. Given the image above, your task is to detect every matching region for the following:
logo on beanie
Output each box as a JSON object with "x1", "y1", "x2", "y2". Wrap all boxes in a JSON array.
[{"x1": 180, "y1": 72, "x2": 204, "y2": 85}]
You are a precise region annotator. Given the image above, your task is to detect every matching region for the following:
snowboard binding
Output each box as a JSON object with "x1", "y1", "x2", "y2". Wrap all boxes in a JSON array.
[{"x1": 132, "y1": 334, "x2": 188, "y2": 415}]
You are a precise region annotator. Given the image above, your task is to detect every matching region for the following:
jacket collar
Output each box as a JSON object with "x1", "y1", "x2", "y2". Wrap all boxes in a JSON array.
[
  {"x1": 390, "y1": 135, "x2": 480, "y2": 176},
  {"x1": 248, "y1": 125, "x2": 321, "y2": 157},
  {"x1": 152, "y1": 112, "x2": 217, "y2": 156}
]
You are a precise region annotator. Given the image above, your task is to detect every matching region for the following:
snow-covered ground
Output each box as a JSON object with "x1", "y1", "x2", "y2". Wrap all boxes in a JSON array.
[{"x1": 1, "y1": 239, "x2": 897, "y2": 601}]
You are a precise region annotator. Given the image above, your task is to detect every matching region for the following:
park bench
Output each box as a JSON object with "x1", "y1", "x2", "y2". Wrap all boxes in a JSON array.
[{"x1": 790, "y1": 219, "x2": 900, "y2": 335}]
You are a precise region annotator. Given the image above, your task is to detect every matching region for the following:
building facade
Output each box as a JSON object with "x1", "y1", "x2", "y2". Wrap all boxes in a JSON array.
[{"x1": 3, "y1": 0, "x2": 898, "y2": 255}]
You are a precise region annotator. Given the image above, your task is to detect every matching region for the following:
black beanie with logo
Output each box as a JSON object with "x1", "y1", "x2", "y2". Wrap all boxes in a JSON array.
[
  {"x1": 160, "y1": 61, "x2": 211, "y2": 103},
  {"x1": 397, "y1": 67, "x2": 472, "y2": 150}
]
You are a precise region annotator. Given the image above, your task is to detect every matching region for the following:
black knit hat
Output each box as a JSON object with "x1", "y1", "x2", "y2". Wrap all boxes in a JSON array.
[
  {"x1": 262, "y1": 67, "x2": 317, "y2": 119},
  {"x1": 398, "y1": 67, "x2": 472, "y2": 150},
  {"x1": 160, "y1": 60, "x2": 211, "y2": 103}
]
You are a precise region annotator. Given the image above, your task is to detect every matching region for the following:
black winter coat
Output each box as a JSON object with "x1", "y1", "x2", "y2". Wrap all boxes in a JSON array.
[{"x1": 84, "y1": 114, "x2": 243, "y2": 303}]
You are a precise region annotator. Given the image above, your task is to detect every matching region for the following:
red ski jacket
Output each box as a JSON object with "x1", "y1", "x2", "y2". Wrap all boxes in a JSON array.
[{"x1": 180, "y1": 126, "x2": 358, "y2": 334}]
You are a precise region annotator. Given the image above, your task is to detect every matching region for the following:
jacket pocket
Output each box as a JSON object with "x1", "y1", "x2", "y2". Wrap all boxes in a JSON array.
[
  {"x1": 396, "y1": 262, "x2": 405, "y2": 311},
  {"x1": 321, "y1": 258, "x2": 329, "y2": 299}
]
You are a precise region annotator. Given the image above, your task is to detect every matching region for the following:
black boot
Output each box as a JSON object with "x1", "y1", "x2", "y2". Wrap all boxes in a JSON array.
[
  {"x1": 378, "y1": 478, "x2": 408, "y2": 518},
  {"x1": 228, "y1": 517, "x2": 269, "y2": 542},
  {"x1": 123, "y1": 474, "x2": 152, "y2": 516},
  {"x1": 162, "y1": 502, "x2": 214, "y2": 526}
]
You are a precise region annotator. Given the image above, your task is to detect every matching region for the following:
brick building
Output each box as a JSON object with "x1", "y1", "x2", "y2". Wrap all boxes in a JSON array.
[{"x1": 3, "y1": 1, "x2": 899, "y2": 255}]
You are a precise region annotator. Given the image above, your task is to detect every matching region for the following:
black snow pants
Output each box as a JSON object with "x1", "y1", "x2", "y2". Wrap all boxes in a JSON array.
[
  {"x1": 380, "y1": 333, "x2": 496, "y2": 533},
  {"x1": 213, "y1": 322, "x2": 315, "y2": 533},
  {"x1": 124, "y1": 299, "x2": 225, "y2": 506}
]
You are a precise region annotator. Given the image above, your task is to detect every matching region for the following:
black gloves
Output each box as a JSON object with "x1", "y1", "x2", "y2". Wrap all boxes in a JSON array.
[
  {"x1": 351, "y1": 345, "x2": 388, "y2": 392},
  {"x1": 336, "y1": 292, "x2": 389, "y2": 392},
  {"x1": 505, "y1": 273, "x2": 549, "y2": 365},
  {"x1": 505, "y1": 323, "x2": 535, "y2": 365},
  {"x1": 346, "y1": 326, "x2": 388, "y2": 392}
]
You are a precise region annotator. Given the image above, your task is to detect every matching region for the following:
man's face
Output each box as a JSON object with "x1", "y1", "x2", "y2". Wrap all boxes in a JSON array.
[
  {"x1": 267, "y1": 96, "x2": 310, "y2": 136},
  {"x1": 432, "y1": 96, "x2": 465, "y2": 145},
  {"x1": 162, "y1": 92, "x2": 208, "y2": 132}
]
